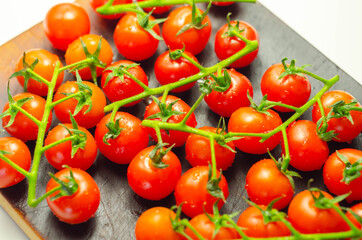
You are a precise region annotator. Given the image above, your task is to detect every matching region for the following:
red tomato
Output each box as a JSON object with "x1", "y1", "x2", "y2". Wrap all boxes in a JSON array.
[
  {"x1": 15, "y1": 49, "x2": 64, "y2": 96},
  {"x1": 212, "y1": 2, "x2": 233, "y2": 6},
  {"x1": 46, "y1": 168, "x2": 100, "y2": 224},
  {"x1": 312, "y1": 90, "x2": 362, "y2": 142},
  {"x1": 89, "y1": 0, "x2": 132, "y2": 19},
  {"x1": 174, "y1": 166, "x2": 229, "y2": 218},
  {"x1": 53, "y1": 81, "x2": 106, "y2": 129},
  {"x1": 281, "y1": 120, "x2": 329, "y2": 171},
  {"x1": 288, "y1": 190, "x2": 349, "y2": 234},
  {"x1": 144, "y1": 95, "x2": 197, "y2": 147},
  {"x1": 127, "y1": 146, "x2": 182, "y2": 200},
  {"x1": 95, "y1": 112, "x2": 149, "y2": 164},
  {"x1": 185, "y1": 126, "x2": 235, "y2": 171},
  {"x1": 154, "y1": 50, "x2": 199, "y2": 92},
  {"x1": 101, "y1": 60, "x2": 149, "y2": 106},
  {"x1": 43, "y1": 3, "x2": 90, "y2": 51},
  {"x1": 346, "y1": 202, "x2": 362, "y2": 229},
  {"x1": 44, "y1": 124, "x2": 97, "y2": 171},
  {"x1": 162, "y1": 6, "x2": 212, "y2": 55},
  {"x1": 185, "y1": 213, "x2": 239, "y2": 239},
  {"x1": 323, "y1": 148, "x2": 362, "y2": 202},
  {"x1": 215, "y1": 20, "x2": 259, "y2": 68},
  {"x1": 204, "y1": 68, "x2": 253, "y2": 117},
  {"x1": 2, "y1": 93, "x2": 52, "y2": 141},
  {"x1": 0, "y1": 137, "x2": 31, "y2": 188},
  {"x1": 261, "y1": 63, "x2": 311, "y2": 112},
  {"x1": 114, "y1": 12, "x2": 160, "y2": 61},
  {"x1": 237, "y1": 205, "x2": 291, "y2": 238},
  {"x1": 245, "y1": 159, "x2": 294, "y2": 210},
  {"x1": 137, "y1": 0, "x2": 172, "y2": 14},
  {"x1": 228, "y1": 107, "x2": 282, "y2": 154},
  {"x1": 135, "y1": 207, "x2": 183, "y2": 240},
  {"x1": 65, "y1": 34, "x2": 113, "y2": 81}
]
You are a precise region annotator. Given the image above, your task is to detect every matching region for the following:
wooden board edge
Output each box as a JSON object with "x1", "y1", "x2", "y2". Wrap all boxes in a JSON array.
[{"x1": 0, "y1": 194, "x2": 43, "y2": 240}]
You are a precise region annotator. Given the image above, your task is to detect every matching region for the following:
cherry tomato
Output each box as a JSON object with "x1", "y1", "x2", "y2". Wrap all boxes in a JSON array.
[
  {"x1": 2, "y1": 93, "x2": 52, "y2": 141},
  {"x1": 137, "y1": 0, "x2": 172, "y2": 14},
  {"x1": 53, "y1": 81, "x2": 106, "y2": 129},
  {"x1": 174, "y1": 166, "x2": 229, "y2": 218},
  {"x1": 212, "y1": 2, "x2": 233, "y2": 6},
  {"x1": 44, "y1": 124, "x2": 97, "y2": 171},
  {"x1": 144, "y1": 95, "x2": 197, "y2": 147},
  {"x1": 15, "y1": 49, "x2": 64, "y2": 96},
  {"x1": 127, "y1": 146, "x2": 182, "y2": 200},
  {"x1": 135, "y1": 207, "x2": 183, "y2": 240},
  {"x1": 312, "y1": 90, "x2": 362, "y2": 142},
  {"x1": 101, "y1": 60, "x2": 149, "y2": 106},
  {"x1": 281, "y1": 120, "x2": 329, "y2": 171},
  {"x1": 323, "y1": 148, "x2": 362, "y2": 202},
  {"x1": 204, "y1": 68, "x2": 253, "y2": 117},
  {"x1": 245, "y1": 159, "x2": 294, "y2": 210},
  {"x1": 0, "y1": 137, "x2": 31, "y2": 188},
  {"x1": 162, "y1": 6, "x2": 212, "y2": 55},
  {"x1": 46, "y1": 168, "x2": 100, "y2": 224},
  {"x1": 346, "y1": 202, "x2": 362, "y2": 229},
  {"x1": 43, "y1": 3, "x2": 90, "y2": 51},
  {"x1": 94, "y1": 112, "x2": 149, "y2": 164},
  {"x1": 261, "y1": 63, "x2": 311, "y2": 112},
  {"x1": 154, "y1": 50, "x2": 199, "y2": 93},
  {"x1": 65, "y1": 34, "x2": 113, "y2": 81},
  {"x1": 288, "y1": 190, "x2": 349, "y2": 234},
  {"x1": 228, "y1": 107, "x2": 282, "y2": 154},
  {"x1": 89, "y1": 0, "x2": 132, "y2": 19},
  {"x1": 114, "y1": 12, "x2": 160, "y2": 61},
  {"x1": 215, "y1": 20, "x2": 259, "y2": 68},
  {"x1": 237, "y1": 205, "x2": 291, "y2": 238},
  {"x1": 185, "y1": 213, "x2": 239, "y2": 239},
  {"x1": 185, "y1": 126, "x2": 235, "y2": 171}
]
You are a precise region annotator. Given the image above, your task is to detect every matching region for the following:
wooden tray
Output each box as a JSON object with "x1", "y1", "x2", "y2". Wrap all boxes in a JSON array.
[{"x1": 0, "y1": 0, "x2": 361, "y2": 239}]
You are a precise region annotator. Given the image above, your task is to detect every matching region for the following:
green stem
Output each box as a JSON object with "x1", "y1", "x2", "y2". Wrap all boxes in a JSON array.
[
  {"x1": 40, "y1": 135, "x2": 77, "y2": 153},
  {"x1": 297, "y1": 69, "x2": 329, "y2": 84},
  {"x1": 181, "y1": 52, "x2": 205, "y2": 71},
  {"x1": 280, "y1": 216, "x2": 301, "y2": 237},
  {"x1": 179, "y1": 92, "x2": 206, "y2": 126},
  {"x1": 58, "y1": 58, "x2": 91, "y2": 72},
  {"x1": 26, "y1": 69, "x2": 51, "y2": 86},
  {"x1": 28, "y1": 185, "x2": 62, "y2": 208},
  {"x1": 225, "y1": 216, "x2": 250, "y2": 239},
  {"x1": 0, "y1": 154, "x2": 31, "y2": 178},
  {"x1": 281, "y1": 126, "x2": 291, "y2": 172},
  {"x1": 317, "y1": 97, "x2": 329, "y2": 131},
  {"x1": 265, "y1": 100, "x2": 301, "y2": 112},
  {"x1": 162, "y1": 89, "x2": 169, "y2": 103},
  {"x1": 123, "y1": 70, "x2": 150, "y2": 91},
  {"x1": 50, "y1": 92, "x2": 82, "y2": 108},
  {"x1": 110, "y1": 107, "x2": 118, "y2": 123},
  {"x1": 12, "y1": 104, "x2": 42, "y2": 126},
  {"x1": 155, "y1": 126, "x2": 163, "y2": 144},
  {"x1": 182, "y1": 220, "x2": 206, "y2": 240},
  {"x1": 330, "y1": 204, "x2": 360, "y2": 233},
  {"x1": 209, "y1": 136, "x2": 218, "y2": 179}
]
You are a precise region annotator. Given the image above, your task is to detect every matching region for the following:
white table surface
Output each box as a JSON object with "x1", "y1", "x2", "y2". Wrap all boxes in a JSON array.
[{"x1": 0, "y1": 0, "x2": 361, "y2": 239}]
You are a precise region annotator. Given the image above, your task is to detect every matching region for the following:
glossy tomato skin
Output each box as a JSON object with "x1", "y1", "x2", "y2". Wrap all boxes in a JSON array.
[
  {"x1": 312, "y1": 90, "x2": 362, "y2": 142},
  {"x1": 288, "y1": 190, "x2": 349, "y2": 234},
  {"x1": 323, "y1": 148, "x2": 362, "y2": 202},
  {"x1": 135, "y1": 207, "x2": 183, "y2": 240},
  {"x1": 65, "y1": 34, "x2": 113, "y2": 80},
  {"x1": 237, "y1": 205, "x2": 291, "y2": 238},
  {"x1": 154, "y1": 50, "x2": 199, "y2": 93},
  {"x1": 162, "y1": 6, "x2": 211, "y2": 55},
  {"x1": 43, "y1": 3, "x2": 90, "y2": 51},
  {"x1": 46, "y1": 168, "x2": 100, "y2": 224},
  {"x1": 127, "y1": 146, "x2": 181, "y2": 200},
  {"x1": 228, "y1": 107, "x2": 282, "y2": 154},
  {"x1": 261, "y1": 63, "x2": 311, "y2": 112},
  {"x1": 346, "y1": 202, "x2": 362, "y2": 229},
  {"x1": 204, "y1": 68, "x2": 253, "y2": 117},
  {"x1": 144, "y1": 95, "x2": 197, "y2": 147},
  {"x1": 95, "y1": 112, "x2": 149, "y2": 164},
  {"x1": 101, "y1": 60, "x2": 149, "y2": 106},
  {"x1": 282, "y1": 120, "x2": 329, "y2": 171},
  {"x1": 185, "y1": 126, "x2": 235, "y2": 171},
  {"x1": 54, "y1": 81, "x2": 106, "y2": 129},
  {"x1": 114, "y1": 12, "x2": 160, "y2": 61},
  {"x1": 15, "y1": 49, "x2": 64, "y2": 96},
  {"x1": 89, "y1": 0, "x2": 132, "y2": 19},
  {"x1": 212, "y1": 2, "x2": 233, "y2": 6},
  {"x1": 137, "y1": 0, "x2": 172, "y2": 14},
  {"x1": 44, "y1": 124, "x2": 97, "y2": 171},
  {"x1": 2, "y1": 93, "x2": 52, "y2": 141},
  {"x1": 215, "y1": 20, "x2": 259, "y2": 68},
  {"x1": 0, "y1": 137, "x2": 31, "y2": 188},
  {"x1": 185, "y1": 213, "x2": 239, "y2": 240},
  {"x1": 245, "y1": 159, "x2": 294, "y2": 210},
  {"x1": 174, "y1": 166, "x2": 229, "y2": 218}
]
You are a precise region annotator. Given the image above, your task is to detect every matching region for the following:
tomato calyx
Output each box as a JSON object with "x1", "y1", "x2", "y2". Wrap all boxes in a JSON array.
[
  {"x1": 146, "y1": 96, "x2": 185, "y2": 124},
  {"x1": 48, "y1": 166, "x2": 79, "y2": 201},
  {"x1": 278, "y1": 58, "x2": 309, "y2": 80},
  {"x1": 215, "y1": 117, "x2": 239, "y2": 153},
  {"x1": 168, "y1": 45, "x2": 185, "y2": 60},
  {"x1": 247, "y1": 92, "x2": 274, "y2": 116},
  {"x1": 176, "y1": 0, "x2": 211, "y2": 36},
  {"x1": 245, "y1": 197, "x2": 286, "y2": 225},
  {"x1": 137, "y1": 8, "x2": 167, "y2": 40},
  {"x1": 210, "y1": 69, "x2": 232, "y2": 92},
  {"x1": 336, "y1": 151, "x2": 362, "y2": 184},
  {"x1": 269, "y1": 152, "x2": 301, "y2": 189},
  {"x1": 222, "y1": 13, "x2": 245, "y2": 38},
  {"x1": 103, "y1": 63, "x2": 139, "y2": 88},
  {"x1": 347, "y1": 208, "x2": 362, "y2": 226},
  {"x1": 309, "y1": 187, "x2": 350, "y2": 210},
  {"x1": 103, "y1": 118, "x2": 124, "y2": 145},
  {"x1": 207, "y1": 164, "x2": 226, "y2": 201},
  {"x1": 149, "y1": 143, "x2": 173, "y2": 169},
  {"x1": 327, "y1": 99, "x2": 362, "y2": 124}
]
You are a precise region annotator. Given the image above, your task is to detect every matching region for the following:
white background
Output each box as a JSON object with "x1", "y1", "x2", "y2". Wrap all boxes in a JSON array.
[{"x1": 0, "y1": 0, "x2": 361, "y2": 239}]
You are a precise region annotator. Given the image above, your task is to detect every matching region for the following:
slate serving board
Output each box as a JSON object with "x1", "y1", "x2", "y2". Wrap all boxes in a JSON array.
[{"x1": 0, "y1": 0, "x2": 361, "y2": 239}]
